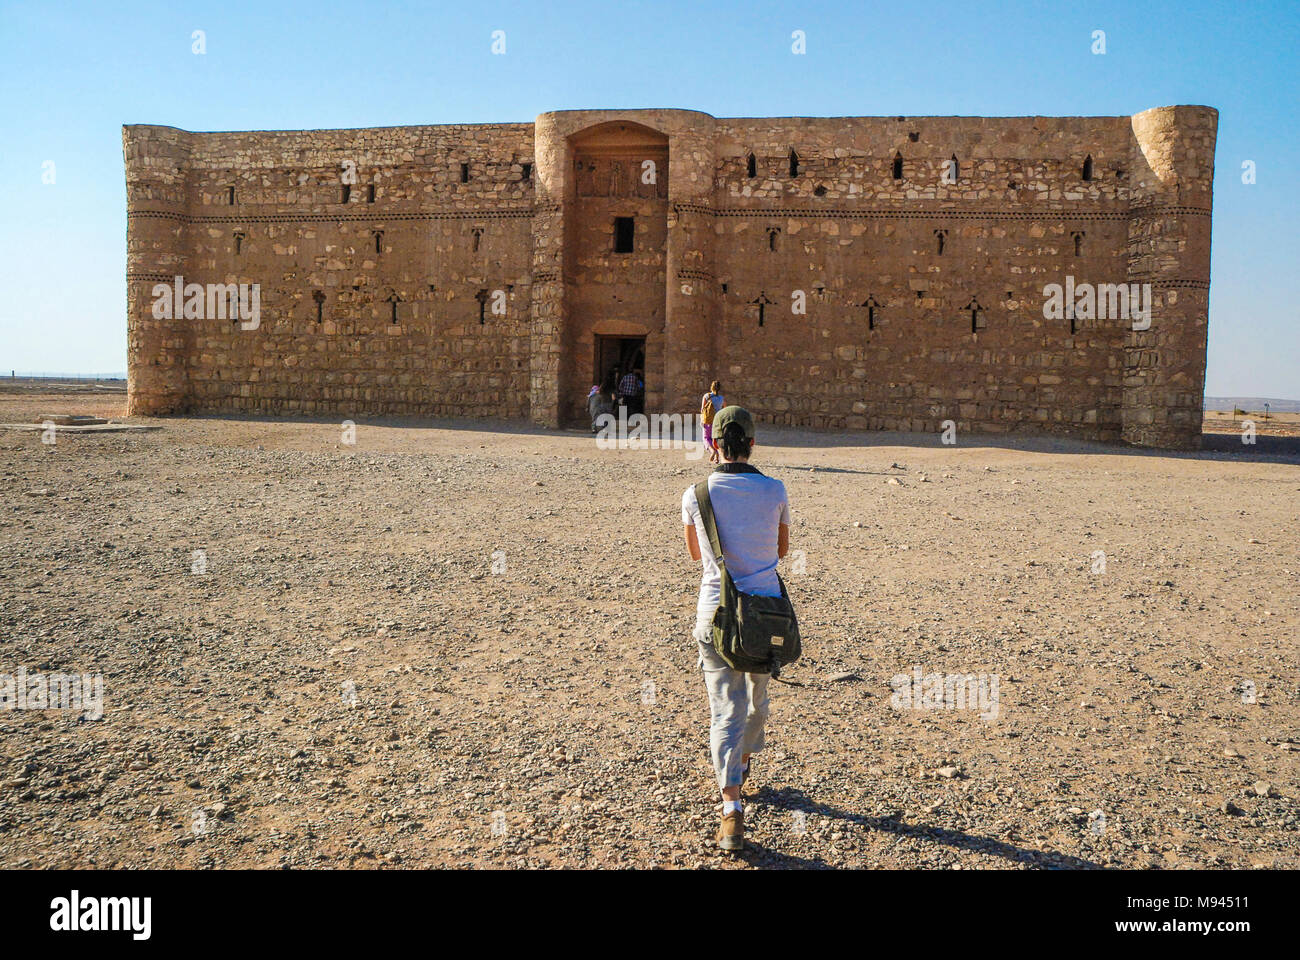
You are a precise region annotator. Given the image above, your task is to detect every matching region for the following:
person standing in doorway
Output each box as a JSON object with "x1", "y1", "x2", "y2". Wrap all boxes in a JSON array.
[
  {"x1": 619, "y1": 368, "x2": 645, "y2": 417},
  {"x1": 587, "y1": 380, "x2": 615, "y2": 433},
  {"x1": 681, "y1": 406, "x2": 790, "y2": 852}
]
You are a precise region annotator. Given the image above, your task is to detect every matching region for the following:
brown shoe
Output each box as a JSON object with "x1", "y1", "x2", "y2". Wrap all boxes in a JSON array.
[{"x1": 717, "y1": 810, "x2": 745, "y2": 852}]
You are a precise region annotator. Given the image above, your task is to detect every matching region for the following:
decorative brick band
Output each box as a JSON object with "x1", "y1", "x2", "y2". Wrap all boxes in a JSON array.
[
  {"x1": 1128, "y1": 204, "x2": 1213, "y2": 218},
  {"x1": 128, "y1": 202, "x2": 1211, "y2": 226},
  {"x1": 127, "y1": 208, "x2": 536, "y2": 224},
  {"x1": 129, "y1": 271, "x2": 1210, "y2": 291},
  {"x1": 684, "y1": 204, "x2": 1126, "y2": 222},
  {"x1": 677, "y1": 268, "x2": 715, "y2": 281},
  {"x1": 678, "y1": 203, "x2": 1212, "y2": 221},
  {"x1": 1143, "y1": 278, "x2": 1212, "y2": 290}
]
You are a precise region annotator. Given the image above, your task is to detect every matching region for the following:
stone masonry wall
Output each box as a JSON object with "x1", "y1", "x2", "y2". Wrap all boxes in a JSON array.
[
  {"x1": 709, "y1": 115, "x2": 1134, "y2": 440},
  {"x1": 124, "y1": 106, "x2": 1216, "y2": 448},
  {"x1": 127, "y1": 123, "x2": 536, "y2": 419}
]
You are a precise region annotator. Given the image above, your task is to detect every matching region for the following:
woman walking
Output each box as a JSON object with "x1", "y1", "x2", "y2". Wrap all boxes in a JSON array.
[
  {"x1": 700, "y1": 380, "x2": 725, "y2": 464},
  {"x1": 681, "y1": 405, "x2": 790, "y2": 852}
]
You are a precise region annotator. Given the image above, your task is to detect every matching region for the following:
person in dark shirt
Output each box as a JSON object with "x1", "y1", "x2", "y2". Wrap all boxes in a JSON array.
[{"x1": 618, "y1": 368, "x2": 645, "y2": 416}]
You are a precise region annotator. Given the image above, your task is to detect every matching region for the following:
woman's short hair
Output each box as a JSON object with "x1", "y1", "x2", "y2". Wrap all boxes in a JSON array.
[
  {"x1": 718, "y1": 421, "x2": 753, "y2": 460},
  {"x1": 710, "y1": 380, "x2": 722, "y2": 394}
]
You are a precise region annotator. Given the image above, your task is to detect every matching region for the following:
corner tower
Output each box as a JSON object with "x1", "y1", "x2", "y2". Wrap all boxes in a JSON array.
[
  {"x1": 123, "y1": 124, "x2": 193, "y2": 414},
  {"x1": 1123, "y1": 105, "x2": 1218, "y2": 448}
]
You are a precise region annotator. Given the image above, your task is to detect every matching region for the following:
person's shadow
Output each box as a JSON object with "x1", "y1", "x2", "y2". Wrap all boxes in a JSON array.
[{"x1": 738, "y1": 786, "x2": 1105, "y2": 870}]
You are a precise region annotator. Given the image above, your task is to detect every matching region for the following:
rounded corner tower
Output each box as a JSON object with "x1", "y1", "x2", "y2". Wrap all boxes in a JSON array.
[
  {"x1": 1122, "y1": 105, "x2": 1219, "y2": 449},
  {"x1": 123, "y1": 124, "x2": 193, "y2": 415}
]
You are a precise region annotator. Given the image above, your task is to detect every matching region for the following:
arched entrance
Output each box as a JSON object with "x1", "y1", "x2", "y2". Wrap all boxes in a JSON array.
[{"x1": 563, "y1": 121, "x2": 669, "y2": 423}]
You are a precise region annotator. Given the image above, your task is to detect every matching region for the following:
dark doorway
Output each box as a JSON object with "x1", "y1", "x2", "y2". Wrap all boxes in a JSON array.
[{"x1": 595, "y1": 334, "x2": 646, "y2": 412}]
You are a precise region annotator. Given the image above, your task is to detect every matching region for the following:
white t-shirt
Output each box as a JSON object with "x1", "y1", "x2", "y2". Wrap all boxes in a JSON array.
[{"x1": 681, "y1": 469, "x2": 791, "y2": 625}]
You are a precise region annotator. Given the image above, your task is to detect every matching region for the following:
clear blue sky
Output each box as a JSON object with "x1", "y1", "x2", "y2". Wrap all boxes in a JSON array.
[{"x1": 1, "y1": 0, "x2": 1296, "y2": 398}]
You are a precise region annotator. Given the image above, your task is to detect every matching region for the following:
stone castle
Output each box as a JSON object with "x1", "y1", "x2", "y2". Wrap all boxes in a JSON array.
[{"x1": 123, "y1": 105, "x2": 1217, "y2": 448}]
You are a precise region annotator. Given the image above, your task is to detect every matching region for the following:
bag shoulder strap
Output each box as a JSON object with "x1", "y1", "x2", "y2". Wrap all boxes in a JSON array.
[{"x1": 692, "y1": 479, "x2": 725, "y2": 570}]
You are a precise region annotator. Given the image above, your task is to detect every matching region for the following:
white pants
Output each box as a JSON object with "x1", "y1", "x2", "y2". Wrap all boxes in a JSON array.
[{"x1": 694, "y1": 622, "x2": 771, "y2": 792}]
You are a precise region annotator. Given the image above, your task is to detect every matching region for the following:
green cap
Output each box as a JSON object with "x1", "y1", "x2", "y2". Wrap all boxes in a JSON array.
[{"x1": 712, "y1": 404, "x2": 755, "y2": 440}]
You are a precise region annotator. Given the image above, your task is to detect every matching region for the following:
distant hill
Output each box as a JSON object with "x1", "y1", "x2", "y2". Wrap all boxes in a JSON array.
[{"x1": 1204, "y1": 397, "x2": 1300, "y2": 412}]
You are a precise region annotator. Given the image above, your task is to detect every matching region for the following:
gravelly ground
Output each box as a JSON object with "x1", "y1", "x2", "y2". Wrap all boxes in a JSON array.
[{"x1": 1, "y1": 389, "x2": 1297, "y2": 869}]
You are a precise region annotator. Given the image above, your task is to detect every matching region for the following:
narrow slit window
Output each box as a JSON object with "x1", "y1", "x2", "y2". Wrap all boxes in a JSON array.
[
  {"x1": 788, "y1": 149, "x2": 799, "y2": 177},
  {"x1": 227, "y1": 186, "x2": 236, "y2": 205},
  {"x1": 521, "y1": 163, "x2": 532, "y2": 181},
  {"x1": 234, "y1": 232, "x2": 244, "y2": 255},
  {"x1": 767, "y1": 227, "x2": 779, "y2": 252},
  {"x1": 367, "y1": 183, "x2": 375, "y2": 203},
  {"x1": 341, "y1": 184, "x2": 351, "y2": 204},
  {"x1": 460, "y1": 162, "x2": 470, "y2": 184},
  {"x1": 935, "y1": 229, "x2": 947, "y2": 255},
  {"x1": 949, "y1": 154, "x2": 959, "y2": 181},
  {"x1": 892, "y1": 153, "x2": 904, "y2": 180},
  {"x1": 374, "y1": 231, "x2": 383, "y2": 255},
  {"x1": 476, "y1": 289, "x2": 488, "y2": 325},
  {"x1": 1073, "y1": 231, "x2": 1085, "y2": 256},
  {"x1": 613, "y1": 217, "x2": 634, "y2": 253},
  {"x1": 863, "y1": 296, "x2": 880, "y2": 331},
  {"x1": 313, "y1": 291, "x2": 325, "y2": 323},
  {"x1": 472, "y1": 228, "x2": 483, "y2": 253},
  {"x1": 1082, "y1": 155, "x2": 1094, "y2": 181},
  {"x1": 746, "y1": 153, "x2": 757, "y2": 178}
]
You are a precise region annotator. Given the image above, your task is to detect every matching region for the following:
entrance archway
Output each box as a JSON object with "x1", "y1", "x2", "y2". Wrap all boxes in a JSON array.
[{"x1": 563, "y1": 121, "x2": 669, "y2": 424}]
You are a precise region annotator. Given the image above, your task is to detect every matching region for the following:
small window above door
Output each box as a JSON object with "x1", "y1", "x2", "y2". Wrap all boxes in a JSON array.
[{"x1": 613, "y1": 217, "x2": 634, "y2": 253}]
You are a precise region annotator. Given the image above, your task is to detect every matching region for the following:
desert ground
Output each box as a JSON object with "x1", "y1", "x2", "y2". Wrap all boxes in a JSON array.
[
  {"x1": 1204, "y1": 410, "x2": 1300, "y2": 439},
  {"x1": 1, "y1": 381, "x2": 1297, "y2": 869}
]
